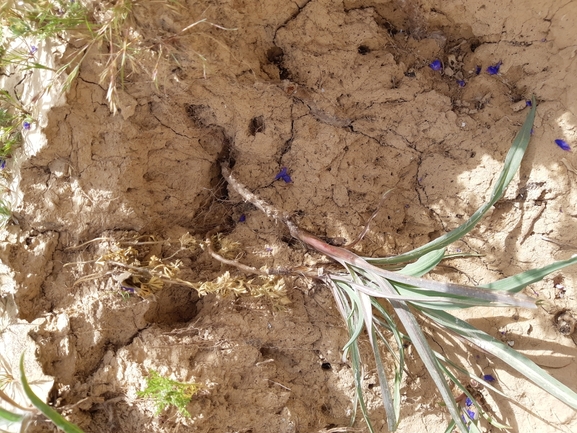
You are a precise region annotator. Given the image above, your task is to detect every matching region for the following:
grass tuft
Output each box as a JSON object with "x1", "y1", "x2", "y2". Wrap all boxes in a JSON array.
[{"x1": 220, "y1": 96, "x2": 577, "y2": 433}]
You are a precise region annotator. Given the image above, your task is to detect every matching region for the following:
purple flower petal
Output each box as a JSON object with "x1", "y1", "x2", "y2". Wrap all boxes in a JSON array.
[
  {"x1": 465, "y1": 397, "x2": 472, "y2": 406},
  {"x1": 30, "y1": 45, "x2": 37, "y2": 55},
  {"x1": 23, "y1": 121, "x2": 31, "y2": 130},
  {"x1": 429, "y1": 59, "x2": 442, "y2": 71},
  {"x1": 275, "y1": 167, "x2": 292, "y2": 183},
  {"x1": 466, "y1": 408, "x2": 476, "y2": 420},
  {"x1": 525, "y1": 100, "x2": 532, "y2": 107},
  {"x1": 457, "y1": 80, "x2": 466, "y2": 87},
  {"x1": 0, "y1": 159, "x2": 6, "y2": 170},
  {"x1": 275, "y1": 167, "x2": 288, "y2": 180},
  {"x1": 475, "y1": 65, "x2": 481, "y2": 75},
  {"x1": 483, "y1": 374, "x2": 496, "y2": 382},
  {"x1": 239, "y1": 214, "x2": 246, "y2": 222},
  {"x1": 555, "y1": 139, "x2": 571, "y2": 151},
  {"x1": 486, "y1": 61, "x2": 502, "y2": 75}
]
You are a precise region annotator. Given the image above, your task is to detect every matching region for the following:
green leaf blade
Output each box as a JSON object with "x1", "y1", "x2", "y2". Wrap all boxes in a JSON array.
[
  {"x1": 19, "y1": 354, "x2": 85, "y2": 433},
  {"x1": 369, "y1": 96, "x2": 537, "y2": 266},
  {"x1": 421, "y1": 309, "x2": 577, "y2": 410}
]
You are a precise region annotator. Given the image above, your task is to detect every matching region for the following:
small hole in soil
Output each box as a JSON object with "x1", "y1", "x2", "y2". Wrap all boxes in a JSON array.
[
  {"x1": 358, "y1": 45, "x2": 371, "y2": 55},
  {"x1": 554, "y1": 310, "x2": 576, "y2": 336},
  {"x1": 185, "y1": 104, "x2": 211, "y2": 127},
  {"x1": 279, "y1": 67, "x2": 291, "y2": 80},
  {"x1": 470, "y1": 39, "x2": 481, "y2": 52},
  {"x1": 321, "y1": 362, "x2": 331, "y2": 370},
  {"x1": 144, "y1": 286, "x2": 199, "y2": 324},
  {"x1": 249, "y1": 116, "x2": 265, "y2": 136},
  {"x1": 266, "y1": 46, "x2": 284, "y2": 64}
]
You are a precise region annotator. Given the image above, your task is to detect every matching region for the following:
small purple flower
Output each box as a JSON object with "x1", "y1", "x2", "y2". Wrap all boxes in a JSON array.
[
  {"x1": 466, "y1": 408, "x2": 476, "y2": 420},
  {"x1": 465, "y1": 397, "x2": 472, "y2": 406},
  {"x1": 483, "y1": 374, "x2": 496, "y2": 382},
  {"x1": 475, "y1": 65, "x2": 481, "y2": 75},
  {"x1": 275, "y1": 166, "x2": 292, "y2": 183},
  {"x1": 29, "y1": 46, "x2": 37, "y2": 55},
  {"x1": 457, "y1": 80, "x2": 466, "y2": 87},
  {"x1": 239, "y1": 214, "x2": 246, "y2": 222},
  {"x1": 555, "y1": 139, "x2": 571, "y2": 151},
  {"x1": 525, "y1": 100, "x2": 532, "y2": 107},
  {"x1": 0, "y1": 159, "x2": 6, "y2": 170},
  {"x1": 486, "y1": 61, "x2": 502, "y2": 75},
  {"x1": 23, "y1": 121, "x2": 31, "y2": 130},
  {"x1": 120, "y1": 286, "x2": 135, "y2": 293},
  {"x1": 429, "y1": 59, "x2": 442, "y2": 71}
]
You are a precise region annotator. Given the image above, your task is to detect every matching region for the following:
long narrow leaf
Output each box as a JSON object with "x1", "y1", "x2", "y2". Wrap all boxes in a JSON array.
[
  {"x1": 437, "y1": 361, "x2": 510, "y2": 430},
  {"x1": 397, "y1": 248, "x2": 446, "y2": 277},
  {"x1": 19, "y1": 354, "x2": 85, "y2": 433},
  {"x1": 420, "y1": 309, "x2": 577, "y2": 409},
  {"x1": 332, "y1": 276, "x2": 503, "y2": 307},
  {"x1": 369, "y1": 326, "x2": 398, "y2": 430},
  {"x1": 331, "y1": 280, "x2": 397, "y2": 429},
  {"x1": 392, "y1": 303, "x2": 469, "y2": 433},
  {"x1": 364, "y1": 277, "x2": 470, "y2": 433},
  {"x1": 369, "y1": 95, "x2": 536, "y2": 265},
  {"x1": 0, "y1": 406, "x2": 24, "y2": 423},
  {"x1": 482, "y1": 254, "x2": 577, "y2": 292}
]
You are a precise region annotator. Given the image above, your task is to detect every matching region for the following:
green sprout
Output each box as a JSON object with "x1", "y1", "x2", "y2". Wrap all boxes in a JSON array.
[
  {"x1": 137, "y1": 370, "x2": 201, "y2": 417},
  {"x1": 220, "y1": 96, "x2": 577, "y2": 433},
  {"x1": 0, "y1": 353, "x2": 85, "y2": 433}
]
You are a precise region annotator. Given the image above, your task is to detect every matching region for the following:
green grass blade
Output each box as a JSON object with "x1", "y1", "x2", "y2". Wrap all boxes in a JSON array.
[
  {"x1": 482, "y1": 254, "x2": 577, "y2": 292},
  {"x1": 391, "y1": 303, "x2": 469, "y2": 433},
  {"x1": 331, "y1": 280, "x2": 397, "y2": 429},
  {"x1": 437, "y1": 360, "x2": 510, "y2": 430},
  {"x1": 19, "y1": 354, "x2": 85, "y2": 433},
  {"x1": 333, "y1": 272, "x2": 533, "y2": 309},
  {"x1": 333, "y1": 276, "x2": 499, "y2": 307},
  {"x1": 369, "y1": 95, "x2": 537, "y2": 266},
  {"x1": 349, "y1": 337, "x2": 375, "y2": 432},
  {"x1": 397, "y1": 248, "x2": 446, "y2": 277},
  {"x1": 0, "y1": 406, "x2": 24, "y2": 423},
  {"x1": 334, "y1": 281, "x2": 367, "y2": 353},
  {"x1": 421, "y1": 309, "x2": 577, "y2": 409},
  {"x1": 356, "y1": 259, "x2": 537, "y2": 308},
  {"x1": 362, "y1": 277, "x2": 469, "y2": 433},
  {"x1": 369, "y1": 326, "x2": 398, "y2": 430},
  {"x1": 372, "y1": 302, "x2": 406, "y2": 424}
]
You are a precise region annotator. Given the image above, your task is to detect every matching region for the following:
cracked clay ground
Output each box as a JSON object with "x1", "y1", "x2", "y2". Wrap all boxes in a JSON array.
[{"x1": 2, "y1": 0, "x2": 577, "y2": 432}]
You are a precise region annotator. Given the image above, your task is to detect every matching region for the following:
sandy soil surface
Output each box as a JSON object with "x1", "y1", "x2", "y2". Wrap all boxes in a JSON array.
[{"x1": 1, "y1": 0, "x2": 577, "y2": 432}]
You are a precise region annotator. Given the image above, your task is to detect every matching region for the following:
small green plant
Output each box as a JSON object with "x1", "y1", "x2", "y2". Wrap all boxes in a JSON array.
[
  {"x1": 0, "y1": 353, "x2": 85, "y2": 433},
  {"x1": 220, "y1": 96, "x2": 577, "y2": 433},
  {"x1": 137, "y1": 370, "x2": 201, "y2": 417}
]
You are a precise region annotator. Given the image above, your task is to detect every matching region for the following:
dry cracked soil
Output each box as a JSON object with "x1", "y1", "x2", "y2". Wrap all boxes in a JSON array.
[{"x1": 1, "y1": 0, "x2": 577, "y2": 432}]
